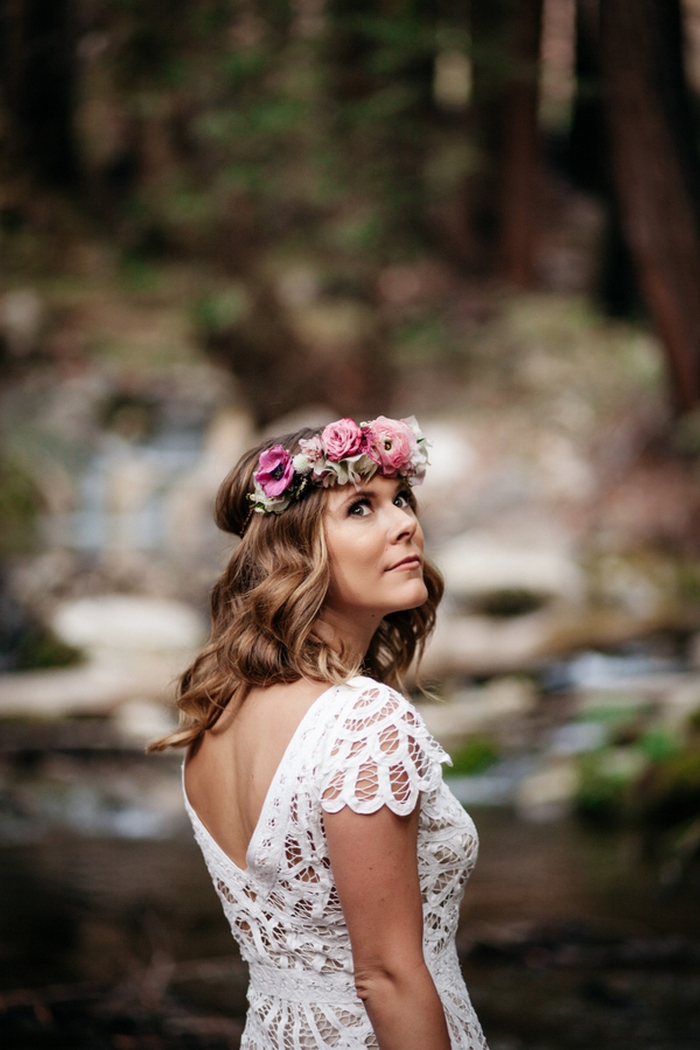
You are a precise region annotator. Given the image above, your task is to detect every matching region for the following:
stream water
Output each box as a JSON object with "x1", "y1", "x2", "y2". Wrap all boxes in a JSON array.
[{"x1": 0, "y1": 738, "x2": 698, "y2": 1050}]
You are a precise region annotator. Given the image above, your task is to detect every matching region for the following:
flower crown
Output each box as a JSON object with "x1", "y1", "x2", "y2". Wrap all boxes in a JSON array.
[{"x1": 248, "y1": 415, "x2": 429, "y2": 515}]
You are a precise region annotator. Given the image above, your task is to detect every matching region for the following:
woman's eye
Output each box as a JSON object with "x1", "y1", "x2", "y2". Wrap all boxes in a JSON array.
[
  {"x1": 394, "y1": 491, "x2": 411, "y2": 509},
  {"x1": 349, "y1": 499, "x2": 371, "y2": 516}
]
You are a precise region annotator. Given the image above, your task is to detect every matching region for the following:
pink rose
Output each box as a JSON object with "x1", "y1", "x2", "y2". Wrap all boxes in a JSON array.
[
  {"x1": 359, "y1": 424, "x2": 375, "y2": 456},
  {"x1": 254, "y1": 444, "x2": 294, "y2": 497},
  {"x1": 367, "y1": 416, "x2": 413, "y2": 477},
  {"x1": 321, "y1": 418, "x2": 364, "y2": 461}
]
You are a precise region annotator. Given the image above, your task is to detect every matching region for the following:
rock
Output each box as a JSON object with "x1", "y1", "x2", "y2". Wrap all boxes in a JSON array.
[
  {"x1": 548, "y1": 721, "x2": 607, "y2": 755},
  {"x1": 0, "y1": 287, "x2": 44, "y2": 356},
  {"x1": 0, "y1": 653, "x2": 181, "y2": 718},
  {"x1": 113, "y1": 697, "x2": 177, "y2": 744},
  {"x1": 419, "y1": 676, "x2": 537, "y2": 748},
  {"x1": 515, "y1": 759, "x2": 579, "y2": 820},
  {"x1": 587, "y1": 552, "x2": 676, "y2": 619},
  {"x1": 659, "y1": 673, "x2": 700, "y2": 732},
  {"x1": 422, "y1": 603, "x2": 681, "y2": 678},
  {"x1": 51, "y1": 595, "x2": 206, "y2": 655},
  {"x1": 418, "y1": 423, "x2": 477, "y2": 487},
  {"x1": 589, "y1": 746, "x2": 647, "y2": 781},
  {"x1": 275, "y1": 267, "x2": 320, "y2": 308},
  {"x1": 0, "y1": 595, "x2": 209, "y2": 719},
  {"x1": 423, "y1": 609, "x2": 554, "y2": 677},
  {"x1": 435, "y1": 530, "x2": 585, "y2": 604}
]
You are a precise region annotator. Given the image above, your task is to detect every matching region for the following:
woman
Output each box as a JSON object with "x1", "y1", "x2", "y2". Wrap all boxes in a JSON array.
[{"x1": 150, "y1": 415, "x2": 488, "y2": 1050}]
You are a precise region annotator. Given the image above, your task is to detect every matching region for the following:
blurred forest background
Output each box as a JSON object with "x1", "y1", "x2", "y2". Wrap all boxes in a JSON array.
[{"x1": 2, "y1": 0, "x2": 700, "y2": 1048}]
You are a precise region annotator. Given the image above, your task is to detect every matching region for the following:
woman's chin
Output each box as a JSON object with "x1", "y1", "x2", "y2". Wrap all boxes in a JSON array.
[{"x1": 390, "y1": 581, "x2": 429, "y2": 614}]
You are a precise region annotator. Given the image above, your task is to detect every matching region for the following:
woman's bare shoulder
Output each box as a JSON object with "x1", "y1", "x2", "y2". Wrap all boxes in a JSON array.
[{"x1": 184, "y1": 678, "x2": 337, "y2": 866}]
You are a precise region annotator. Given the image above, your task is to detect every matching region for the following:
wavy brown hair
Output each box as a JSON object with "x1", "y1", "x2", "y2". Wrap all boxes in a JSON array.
[{"x1": 148, "y1": 426, "x2": 444, "y2": 752}]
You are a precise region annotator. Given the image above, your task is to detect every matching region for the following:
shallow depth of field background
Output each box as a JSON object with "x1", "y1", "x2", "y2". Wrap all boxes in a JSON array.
[{"x1": 1, "y1": 1, "x2": 700, "y2": 1048}]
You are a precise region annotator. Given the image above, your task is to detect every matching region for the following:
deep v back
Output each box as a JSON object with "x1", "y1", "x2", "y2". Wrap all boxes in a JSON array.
[
  {"x1": 182, "y1": 676, "x2": 488, "y2": 1050},
  {"x1": 183, "y1": 682, "x2": 340, "y2": 872}
]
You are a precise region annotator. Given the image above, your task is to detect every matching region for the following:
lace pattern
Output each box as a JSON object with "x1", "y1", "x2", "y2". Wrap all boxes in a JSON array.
[
  {"x1": 183, "y1": 676, "x2": 488, "y2": 1050},
  {"x1": 319, "y1": 683, "x2": 448, "y2": 815}
]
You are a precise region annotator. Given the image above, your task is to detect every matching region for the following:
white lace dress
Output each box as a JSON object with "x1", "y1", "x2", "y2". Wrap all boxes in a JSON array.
[{"x1": 183, "y1": 676, "x2": 488, "y2": 1050}]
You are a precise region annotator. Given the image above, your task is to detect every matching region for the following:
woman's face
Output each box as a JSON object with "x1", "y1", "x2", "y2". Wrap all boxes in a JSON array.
[{"x1": 322, "y1": 474, "x2": 428, "y2": 630}]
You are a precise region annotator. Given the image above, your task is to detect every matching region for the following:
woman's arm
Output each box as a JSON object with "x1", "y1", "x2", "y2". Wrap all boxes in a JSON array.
[{"x1": 323, "y1": 801, "x2": 452, "y2": 1050}]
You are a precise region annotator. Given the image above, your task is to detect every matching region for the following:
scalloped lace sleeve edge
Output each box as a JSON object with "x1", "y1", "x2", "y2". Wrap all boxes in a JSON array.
[{"x1": 318, "y1": 679, "x2": 450, "y2": 817}]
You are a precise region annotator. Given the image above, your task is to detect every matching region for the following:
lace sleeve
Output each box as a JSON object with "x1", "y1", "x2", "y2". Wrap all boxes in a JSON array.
[{"x1": 318, "y1": 679, "x2": 451, "y2": 816}]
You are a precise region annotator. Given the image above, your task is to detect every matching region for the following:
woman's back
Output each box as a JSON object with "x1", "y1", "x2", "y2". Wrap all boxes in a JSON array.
[
  {"x1": 184, "y1": 679, "x2": 332, "y2": 870},
  {"x1": 182, "y1": 676, "x2": 487, "y2": 1050}
]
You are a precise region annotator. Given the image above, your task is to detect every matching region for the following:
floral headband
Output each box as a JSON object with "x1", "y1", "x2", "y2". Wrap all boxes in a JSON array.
[{"x1": 248, "y1": 415, "x2": 429, "y2": 516}]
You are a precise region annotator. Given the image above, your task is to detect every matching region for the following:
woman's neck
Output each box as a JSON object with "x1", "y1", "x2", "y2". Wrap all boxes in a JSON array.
[{"x1": 314, "y1": 606, "x2": 382, "y2": 666}]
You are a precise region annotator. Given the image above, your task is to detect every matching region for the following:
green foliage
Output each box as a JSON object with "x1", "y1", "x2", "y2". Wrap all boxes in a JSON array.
[
  {"x1": 14, "y1": 627, "x2": 82, "y2": 671},
  {"x1": 222, "y1": 49, "x2": 269, "y2": 84},
  {"x1": 191, "y1": 286, "x2": 251, "y2": 338},
  {"x1": 651, "y1": 749, "x2": 700, "y2": 796},
  {"x1": 642, "y1": 748, "x2": 700, "y2": 826},
  {"x1": 347, "y1": 13, "x2": 437, "y2": 76},
  {"x1": 575, "y1": 748, "x2": 642, "y2": 823},
  {"x1": 393, "y1": 317, "x2": 450, "y2": 364},
  {"x1": 575, "y1": 728, "x2": 694, "y2": 827},
  {"x1": 0, "y1": 455, "x2": 40, "y2": 556},
  {"x1": 119, "y1": 255, "x2": 164, "y2": 293},
  {"x1": 578, "y1": 699, "x2": 649, "y2": 734},
  {"x1": 471, "y1": 588, "x2": 546, "y2": 619},
  {"x1": 637, "y1": 729, "x2": 680, "y2": 764},
  {"x1": 75, "y1": 0, "x2": 483, "y2": 271},
  {"x1": 677, "y1": 560, "x2": 700, "y2": 605},
  {"x1": 449, "y1": 735, "x2": 499, "y2": 776}
]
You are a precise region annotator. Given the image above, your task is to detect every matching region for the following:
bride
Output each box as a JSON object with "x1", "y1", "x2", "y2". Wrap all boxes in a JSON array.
[{"x1": 150, "y1": 415, "x2": 488, "y2": 1050}]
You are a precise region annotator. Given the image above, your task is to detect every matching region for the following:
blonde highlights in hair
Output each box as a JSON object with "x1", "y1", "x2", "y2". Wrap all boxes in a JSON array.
[{"x1": 148, "y1": 426, "x2": 444, "y2": 752}]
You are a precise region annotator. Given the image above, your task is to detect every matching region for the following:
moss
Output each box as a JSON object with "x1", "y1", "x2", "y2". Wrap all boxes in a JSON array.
[
  {"x1": 578, "y1": 699, "x2": 650, "y2": 745},
  {"x1": 470, "y1": 588, "x2": 547, "y2": 619},
  {"x1": 677, "y1": 560, "x2": 700, "y2": 606},
  {"x1": 575, "y1": 748, "x2": 642, "y2": 823},
  {"x1": 638, "y1": 748, "x2": 700, "y2": 827},
  {"x1": 0, "y1": 455, "x2": 40, "y2": 555},
  {"x1": 191, "y1": 285, "x2": 251, "y2": 338},
  {"x1": 449, "y1": 735, "x2": 499, "y2": 776},
  {"x1": 14, "y1": 627, "x2": 83, "y2": 671},
  {"x1": 637, "y1": 728, "x2": 681, "y2": 763},
  {"x1": 651, "y1": 749, "x2": 700, "y2": 794},
  {"x1": 633, "y1": 747, "x2": 700, "y2": 827}
]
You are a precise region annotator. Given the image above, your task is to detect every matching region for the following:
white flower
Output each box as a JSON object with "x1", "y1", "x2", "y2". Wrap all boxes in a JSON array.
[{"x1": 249, "y1": 479, "x2": 292, "y2": 514}]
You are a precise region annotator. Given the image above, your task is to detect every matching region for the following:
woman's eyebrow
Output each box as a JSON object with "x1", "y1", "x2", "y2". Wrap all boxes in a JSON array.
[
  {"x1": 339, "y1": 479, "x2": 404, "y2": 506},
  {"x1": 336, "y1": 484, "x2": 375, "y2": 508},
  {"x1": 343, "y1": 485, "x2": 373, "y2": 502}
]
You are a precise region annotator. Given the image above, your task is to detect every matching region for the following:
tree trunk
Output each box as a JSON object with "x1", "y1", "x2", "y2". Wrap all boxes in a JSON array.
[
  {"x1": 569, "y1": 0, "x2": 604, "y2": 194},
  {"x1": 459, "y1": 0, "x2": 543, "y2": 279},
  {"x1": 569, "y1": 0, "x2": 639, "y2": 317},
  {"x1": 600, "y1": 0, "x2": 700, "y2": 413},
  {"x1": 0, "y1": 0, "x2": 78, "y2": 188},
  {"x1": 497, "y1": 0, "x2": 545, "y2": 286}
]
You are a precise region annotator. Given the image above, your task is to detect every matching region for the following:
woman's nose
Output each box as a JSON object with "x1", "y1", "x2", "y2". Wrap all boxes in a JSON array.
[{"x1": 388, "y1": 503, "x2": 417, "y2": 540}]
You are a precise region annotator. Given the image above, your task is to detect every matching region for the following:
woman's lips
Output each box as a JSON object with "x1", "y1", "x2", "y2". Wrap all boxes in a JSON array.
[{"x1": 387, "y1": 555, "x2": 422, "y2": 571}]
